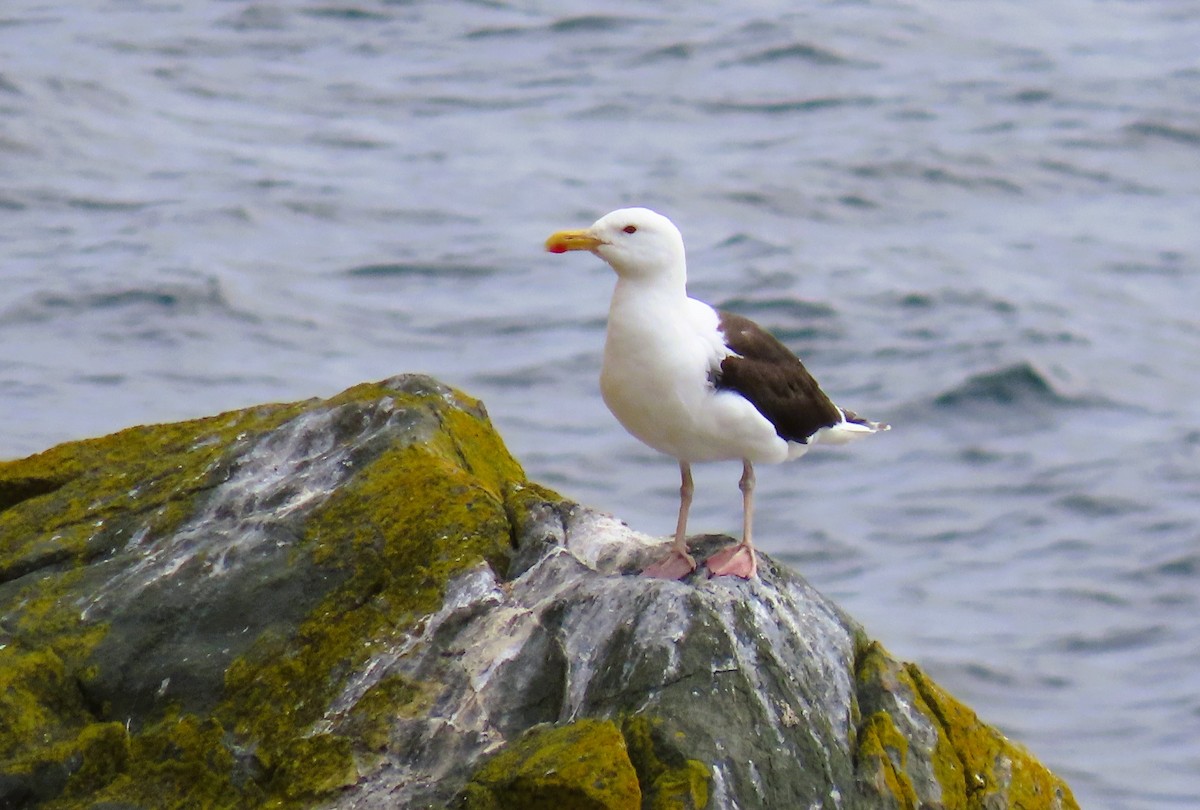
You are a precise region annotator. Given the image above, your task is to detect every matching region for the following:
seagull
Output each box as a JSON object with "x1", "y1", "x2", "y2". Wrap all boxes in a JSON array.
[{"x1": 545, "y1": 207, "x2": 887, "y2": 579}]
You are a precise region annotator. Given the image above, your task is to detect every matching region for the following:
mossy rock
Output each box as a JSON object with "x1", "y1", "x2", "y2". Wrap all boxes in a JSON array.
[
  {"x1": 853, "y1": 641, "x2": 1078, "y2": 809},
  {"x1": 0, "y1": 373, "x2": 1080, "y2": 810},
  {"x1": 463, "y1": 719, "x2": 642, "y2": 810},
  {"x1": 0, "y1": 375, "x2": 547, "y2": 808},
  {"x1": 620, "y1": 715, "x2": 709, "y2": 810},
  {"x1": 462, "y1": 715, "x2": 711, "y2": 810}
]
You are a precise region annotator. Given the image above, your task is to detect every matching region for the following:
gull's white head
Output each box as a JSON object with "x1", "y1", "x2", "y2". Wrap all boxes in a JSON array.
[{"x1": 546, "y1": 207, "x2": 686, "y2": 283}]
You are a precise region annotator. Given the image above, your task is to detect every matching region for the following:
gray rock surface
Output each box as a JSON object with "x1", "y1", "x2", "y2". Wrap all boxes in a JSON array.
[
  {"x1": 326, "y1": 500, "x2": 1077, "y2": 810},
  {"x1": 327, "y1": 506, "x2": 863, "y2": 808}
]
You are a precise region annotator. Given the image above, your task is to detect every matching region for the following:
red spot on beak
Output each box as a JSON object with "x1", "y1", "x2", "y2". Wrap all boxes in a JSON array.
[{"x1": 545, "y1": 229, "x2": 601, "y2": 253}]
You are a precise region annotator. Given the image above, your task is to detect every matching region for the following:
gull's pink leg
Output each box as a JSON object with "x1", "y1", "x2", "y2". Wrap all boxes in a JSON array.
[
  {"x1": 643, "y1": 461, "x2": 697, "y2": 579},
  {"x1": 705, "y1": 460, "x2": 758, "y2": 579}
]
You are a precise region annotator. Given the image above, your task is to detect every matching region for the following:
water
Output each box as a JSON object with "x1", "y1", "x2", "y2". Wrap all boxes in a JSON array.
[{"x1": 2, "y1": 1, "x2": 1198, "y2": 806}]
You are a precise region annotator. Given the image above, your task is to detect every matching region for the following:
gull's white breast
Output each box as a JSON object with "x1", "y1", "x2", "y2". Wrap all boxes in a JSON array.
[{"x1": 599, "y1": 290, "x2": 791, "y2": 464}]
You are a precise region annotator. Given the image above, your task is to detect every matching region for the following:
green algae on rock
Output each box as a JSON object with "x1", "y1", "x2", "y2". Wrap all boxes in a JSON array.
[
  {"x1": 0, "y1": 375, "x2": 1079, "y2": 810},
  {"x1": 854, "y1": 641, "x2": 1077, "y2": 809},
  {"x1": 463, "y1": 719, "x2": 642, "y2": 810},
  {"x1": 0, "y1": 376, "x2": 534, "y2": 808},
  {"x1": 461, "y1": 714, "x2": 711, "y2": 810},
  {"x1": 620, "y1": 715, "x2": 710, "y2": 810}
]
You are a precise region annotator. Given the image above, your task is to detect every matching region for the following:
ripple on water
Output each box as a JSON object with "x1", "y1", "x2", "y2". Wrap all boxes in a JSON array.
[
  {"x1": 0, "y1": 277, "x2": 252, "y2": 326},
  {"x1": 931, "y1": 361, "x2": 1101, "y2": 412},
  {"x1": 726, "y1": 42, "x2": 865, "y2": 68},
  {"x1": 1124, "y1": 120, "x2": 1200, "y2": 147},
  {"x1": 1054, "y1": 492, "x2": 1149, "y2": 519},
  {"x1": 342, "y1": 261, "x2": 495, "y2": 279},
  {"x1": 1053, "y1": 624, "x2": 1169, "y2": 655}
]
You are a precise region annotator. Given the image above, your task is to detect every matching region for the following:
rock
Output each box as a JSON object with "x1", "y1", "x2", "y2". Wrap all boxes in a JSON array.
[{"x1": 0, "y1": 375, "x2": 1078, "y2": 809}]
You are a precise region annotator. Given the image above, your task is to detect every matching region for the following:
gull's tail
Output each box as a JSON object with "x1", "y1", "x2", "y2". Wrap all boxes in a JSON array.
[{"x1": 817, "y1": 407, "x2": 890, "y2": 445}]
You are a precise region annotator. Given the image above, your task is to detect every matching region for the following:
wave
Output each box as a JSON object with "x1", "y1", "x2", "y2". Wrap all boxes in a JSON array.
[
  {"x1": 343, "y1": 262, "x2": 493, "y2": 279},
  {"x1": 728, "y1": 42, "x2": 863, "y2": 68},
  {"x1": 710, "y1": 232, "x2": 791, "y2": 259},
  {"x1": 1126, "y1": 120, "x2": 1200, "y2": 147},
  {"x1": 633, "y1": 42, "x2": 696, "y2": 63},
  {"x1": 549, "y1": 15, "x2": 643, "y2": 34},
  {"x1": 0, "y1": 277, "x2": 252, "y2": 325},
  {"x1": 718, "y1": 296, "x2": 837, "y2": 322},
  {"x1": 66, "y1": 196, "x2": 157, "y2": 212},
  {"x1": 850, "y1": 160, "x2": 1023, "y2": 194},
  {"x1": 699, "y1": 95, "x2": 877, "y2": 116},
  {"x1": 302, "y1": 6, "x2": 390, "y2": 22},
  {"x1": 1055, "y1": 492, "x2": 1148, "y2": 518},
  {"x1": 932, "y1": 361, "x2": 1096, "y2": 411},
  {"x1": 1054, "y1": 624, "x2": 1168, "y2": 654}
]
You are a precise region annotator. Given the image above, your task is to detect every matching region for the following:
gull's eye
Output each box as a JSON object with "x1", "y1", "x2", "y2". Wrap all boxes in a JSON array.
[{"x1": 622, "y1": 225, "x2": 637, "y2": 234}]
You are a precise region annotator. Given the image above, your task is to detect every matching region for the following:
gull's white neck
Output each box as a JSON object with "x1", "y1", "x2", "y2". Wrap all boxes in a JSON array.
[
  {"x1": 609, "y1": 272, "x2": 687, "y2": 314},
  {"x1": 604, "y1": 267, "x2": 701, "y2": 381}
]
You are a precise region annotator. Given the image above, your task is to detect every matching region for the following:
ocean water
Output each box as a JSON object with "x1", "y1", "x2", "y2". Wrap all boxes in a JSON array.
[{"x1": 2, "y1": 1, "x2": 1198, "y2": 806}]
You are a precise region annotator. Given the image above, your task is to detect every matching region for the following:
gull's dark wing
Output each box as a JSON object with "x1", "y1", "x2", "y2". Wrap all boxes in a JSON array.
[{"x1": 712, "y1": 311, "x2": 841, "y2": 443}]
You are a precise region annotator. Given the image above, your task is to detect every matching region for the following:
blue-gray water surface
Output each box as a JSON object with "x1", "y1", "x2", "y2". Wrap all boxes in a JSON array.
[{"x1": 2, "y1": 2, "x2": 1198, "y2": 806}]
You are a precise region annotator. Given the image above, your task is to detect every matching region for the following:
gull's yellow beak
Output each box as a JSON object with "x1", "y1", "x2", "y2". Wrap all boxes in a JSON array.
[{"x1": 545, "y1": 229, "x2": 604, "y2": 254}]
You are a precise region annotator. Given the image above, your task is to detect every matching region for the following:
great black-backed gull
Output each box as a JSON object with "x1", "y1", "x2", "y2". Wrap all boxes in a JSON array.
[{"x1": 546, "y1": 207, "x2": 888, "y2": 579}]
